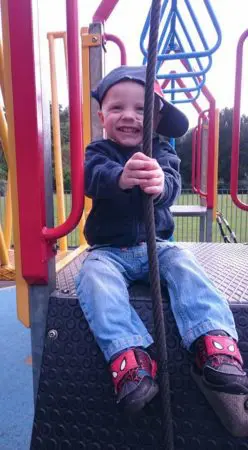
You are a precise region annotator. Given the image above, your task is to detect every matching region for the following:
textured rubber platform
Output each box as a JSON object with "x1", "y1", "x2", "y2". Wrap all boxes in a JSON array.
[
  {"x1": 56, "y1": 243, "x2": 248, "y2": 303},
  {"x1": 191, "y1": 366, "x2": 248, "y2": 437},
  {"x1": 30, "y1": 243, "x2": 248, "y2": 449}
]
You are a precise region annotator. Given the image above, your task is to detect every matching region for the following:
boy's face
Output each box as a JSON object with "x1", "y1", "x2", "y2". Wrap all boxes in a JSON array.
[{"x1": 98, "y1": 81, "x2": 145, "y2": 147}]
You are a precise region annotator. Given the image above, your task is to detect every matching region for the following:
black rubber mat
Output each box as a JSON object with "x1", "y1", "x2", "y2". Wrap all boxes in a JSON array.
[{"x1": 30, "y1": 243, "x2": 248, "y2": 449}]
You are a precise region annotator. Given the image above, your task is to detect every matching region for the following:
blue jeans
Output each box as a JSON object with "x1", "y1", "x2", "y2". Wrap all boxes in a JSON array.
[{"x1": 75, "y1": 241, "x2": 238, "y2": 361}]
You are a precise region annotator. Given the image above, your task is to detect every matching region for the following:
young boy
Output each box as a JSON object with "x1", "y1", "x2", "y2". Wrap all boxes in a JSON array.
[{"x1": 75, "y1": 65, "x2": 248, "y2": 415}]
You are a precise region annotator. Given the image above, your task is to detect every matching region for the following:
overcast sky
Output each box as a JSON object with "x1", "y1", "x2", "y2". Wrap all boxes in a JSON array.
[{"x1": 41, "y1": 0, "x2": 248, "y2": 126}]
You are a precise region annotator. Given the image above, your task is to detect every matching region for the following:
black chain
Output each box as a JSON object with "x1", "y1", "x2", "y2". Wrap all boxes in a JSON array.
[{"x1": 142, "y1": 1, "x2": 174, "y2": 448}]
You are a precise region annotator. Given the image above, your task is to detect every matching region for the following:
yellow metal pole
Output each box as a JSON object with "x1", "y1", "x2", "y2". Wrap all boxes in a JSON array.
[
  {"x1": 4, "y1": 174, "x2": 12, "y2": 248},
  {"x1": 48, "y1": 33, "x2": 67, "y2": 252},
  {"x1": 0, "y1": 103, "x2": 12, "y2": 248},
  {"x1": 1, "y1": 0, "x2": 29, "y2": 326},
  {"x1": 0, "y1": 103, "x2": 9, "y2": 160},
  {"x1": 0, "y1": 40, "x2": 6, "y2": 103},
  {"x1": 63, "y1": 32, "x2": 68, "y2": 84},
  {"x1": 0, "y1": 222, "x2": 9, "y2": 265},
  {"x1": 213, "y1": 108, "x2": 220, "y2": 219}
]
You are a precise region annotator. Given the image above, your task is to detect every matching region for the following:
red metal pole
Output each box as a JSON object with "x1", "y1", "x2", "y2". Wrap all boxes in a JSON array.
[
  {"x1": 93, "y1": 0, "x2": 120, "y2": 23},
  {"x1": 174, "y1": 76, "x2": 203, "y2": 116},
  {"x1": 192, "y1": 127, "x2": 198, "y2": 193},
  {"x1": 201, "y1": 85, "x2": 216, "y2": 208},
  {"x1": 179, "y1": 59, "x2": 216, "y2": 208},
  {"x1": 7, "y1": 0, "x2": 53, "y2": 284},
  {"x1": 231, "y1": 30, "x2": 248, "y2": 211},
  {"x1": 104, "y1": 33, "x2": 127, "y2": 65},
  {"x1": 42, "y1": 0, "x2": 85, "y2": 241},
  {"x1": 196, "y1": 115, "x2": 203, "y2": 193},
  {"x1": 161, "y1": 77, "x2": 171, "y2": 89},
  {"x1": 196, "y1": 110, "x2": 209, "y2": 198}
]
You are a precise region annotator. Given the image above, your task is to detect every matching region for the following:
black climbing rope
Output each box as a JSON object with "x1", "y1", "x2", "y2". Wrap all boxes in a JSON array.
[
  {"x1": 216, "y1": 211, "x2": 238, "y2": 243},
  {"x1": 142, "y1": 1, "x2": 174, "y2": 449}
]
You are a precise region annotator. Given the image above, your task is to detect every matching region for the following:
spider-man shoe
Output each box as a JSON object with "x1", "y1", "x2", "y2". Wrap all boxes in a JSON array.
[
  {"x1": 194, "y1": 333, "x2": 248, "y2": 394},
  {"x1": 110, "y1": 348, "x2": 158, "y2": 414}
]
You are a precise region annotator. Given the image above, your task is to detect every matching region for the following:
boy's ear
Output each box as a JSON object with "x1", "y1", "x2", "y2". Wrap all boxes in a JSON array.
[{"x1": 98, "y1": 110, "x2": 105, "y2": 126}]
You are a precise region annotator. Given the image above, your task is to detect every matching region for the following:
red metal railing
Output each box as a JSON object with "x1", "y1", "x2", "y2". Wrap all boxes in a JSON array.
[
  {"x1": 7, "y1": 0, "x2": 52, "y2": 284},
  {"x1": 196, "y1": 109, "x2": 209, "y2": 198},
  {"x1": 160, "y1": 68, "x2": 215, "y2": 207},
  {"x1": 178, "y1": 60, "x2": 216, "y2": 209},
  {"x1": 104, "y1": 33, "x2": 127, "y2": 65},
  {"x1": 93, "y1": 0, "x2": 120, "y2": 23},
  {"x1": 42, "y1": 0, "x2": 85, "y2": 241},
  {"x1": 231, "y1": 30, "x2": 248, "y2": 211},
  {"x1": 192, "y1": 126, "x2": 198, "y2": 194}
]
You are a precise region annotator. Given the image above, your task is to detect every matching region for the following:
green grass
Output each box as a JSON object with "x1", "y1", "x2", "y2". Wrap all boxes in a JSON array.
[
  {"x1": 174, "y1": 191, "x2": 248, "y2": 243},
  {"x1": 1, "y1": 191, "x2": 248, "y2": 247}
]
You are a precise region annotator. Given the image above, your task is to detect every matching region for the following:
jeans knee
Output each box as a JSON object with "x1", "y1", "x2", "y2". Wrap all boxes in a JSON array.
[
  {"x1": 173, "y1": 247, "x2": 194, "y2": 264},
  {"x1": 75, "y1": 257, "x2": 103, "y2": 288},
  {"x1": 75, "y1": 254, "x2": 125, "y2": 296},
  {"x1": 163, "y1": 245, "x2": 193, "y2": 266}
]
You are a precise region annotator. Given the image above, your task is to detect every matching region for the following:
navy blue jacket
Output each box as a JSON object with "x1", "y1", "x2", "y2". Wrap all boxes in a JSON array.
[{"x1": 84, "y1": 137, "x2": 181, "y2": 246}]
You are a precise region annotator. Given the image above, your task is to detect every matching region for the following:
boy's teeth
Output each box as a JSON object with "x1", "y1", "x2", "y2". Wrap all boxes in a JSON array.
[{"x1": 120, "y1": 127, "x2": 137, "y2": 133}]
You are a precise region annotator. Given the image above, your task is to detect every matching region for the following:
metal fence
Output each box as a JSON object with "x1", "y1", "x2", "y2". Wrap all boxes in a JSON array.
[
  {"x1": 173, "y1": 189, "x2": 248, "y2": 243},
  {"x1": 0, "y1": 189, "x2": 248, "y2": 247}
]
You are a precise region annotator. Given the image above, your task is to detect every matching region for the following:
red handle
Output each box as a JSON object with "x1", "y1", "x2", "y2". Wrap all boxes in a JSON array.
[
  {"x1": 93, "y1": 0, "x2": 120, "y2": 23},
  {"x1": 104, "y1": 33, "x2": 127, "y2": 65},
  {"x1": 42, "y1": 0, "x2": 84, "y2": 241},
  {"x1": 231, "y1": 30, "x2": 248, "y2": 211}
]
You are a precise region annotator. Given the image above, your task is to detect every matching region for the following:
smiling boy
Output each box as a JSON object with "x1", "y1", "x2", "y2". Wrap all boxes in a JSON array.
[{"x1": 75, "y1": 66, "x2": 248, "y2": 415}]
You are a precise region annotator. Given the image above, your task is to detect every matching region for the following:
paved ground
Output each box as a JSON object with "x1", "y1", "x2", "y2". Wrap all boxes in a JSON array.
[{"x1": 0, "y1": 286, "x2": 33, "y2": 450}]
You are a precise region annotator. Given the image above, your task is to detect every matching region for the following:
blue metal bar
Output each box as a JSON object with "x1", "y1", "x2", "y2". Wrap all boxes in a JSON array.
[
  {"x1": 153, "y1": 4, "x2": 210, "y2": 76},
  {"x1": 173, "y1": 30, "x2": 208, "y2": 84},
  {"x1": 163, "y1": 83, "x2": 202, "y2": 94},
  {"x1": 152, "y1": 11, "x2": 174, "y2": 67},
  {"x1": 161, "y1": 67, "x2": 204, "y2": 94},
  {"x1": 204, "y1": 0, "x2": 222, "y2": 43},
  {"x1": 156, "y1": 59, "x2": 211, "y2": 78},
  {"x1": 140, "y1": 0, "x2": 169, "y2": 64},
  {"x1": 169, "y1": 0, "x2": 177, "y2": 49},
  {"x1": 156, "y1": 32, "x2": 206, "y2": 93},
  {"x1": 156, "y1": 10, "x2": 184, "y2": 72},
  {"x1": 184, "y1": 0, "x2": 209, "y2": 50},
  {"x1": 141, "y1": 0, "x2": 221, "y2": 61},
  {"x1": 157, "y1": 9, "x2": 173, "y2": 56},
  {"x1": 154, "y1": 27, "x2": 174, "y2": 68},
  {"x1": 176, "y1": 9, "x2": 205, "y2": 72},
  {"x1": 148, "y1": 46, "x2": 218, "y2": 61},
  {"x1": 140, "y1": 0, "x2": 221, "y2": 105},
  {"x1": 170, "y1": 88, "x2": 201, "y2": 104}
]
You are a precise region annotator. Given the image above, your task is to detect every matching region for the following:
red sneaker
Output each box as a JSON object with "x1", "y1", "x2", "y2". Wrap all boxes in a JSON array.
[
  {"x1": 195, "y1": 334, "x2": 248, "y2": 394},
  {"x1": 110, "y1": 348, "x2": 159, "y2": 414}
]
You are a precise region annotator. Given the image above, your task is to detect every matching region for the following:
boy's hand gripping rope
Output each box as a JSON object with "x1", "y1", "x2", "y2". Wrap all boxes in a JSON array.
[{"x1": 142, "y1": 1, "x2": 174, "y2": 449}]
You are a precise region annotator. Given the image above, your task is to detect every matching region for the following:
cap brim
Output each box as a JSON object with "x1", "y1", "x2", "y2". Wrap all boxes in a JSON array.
[{"x1": 156, "y1": 99, "x2": 189, "y2": 138}]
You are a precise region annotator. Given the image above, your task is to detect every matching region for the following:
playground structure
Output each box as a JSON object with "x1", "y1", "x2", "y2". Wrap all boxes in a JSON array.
[{"x1": 0, "y1": 0, "x2": 248, "y2": 448}]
